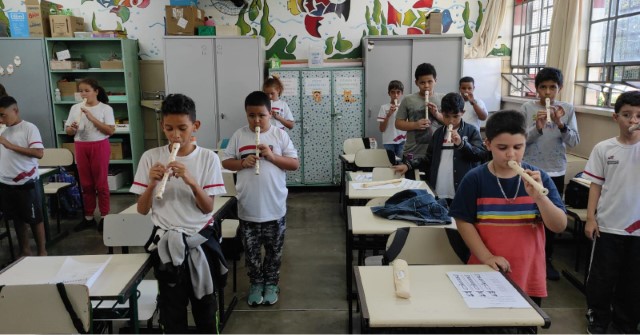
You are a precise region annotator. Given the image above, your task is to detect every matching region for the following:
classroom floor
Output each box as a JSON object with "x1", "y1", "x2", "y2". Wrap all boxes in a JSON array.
[{"x1": 0, "y1": 190, "x2": 589, "y2": 334}]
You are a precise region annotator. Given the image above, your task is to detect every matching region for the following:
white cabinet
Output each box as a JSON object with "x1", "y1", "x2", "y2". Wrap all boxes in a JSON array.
[{"x1": 164, "y1": 36, "x2": 264, "y2": 149}]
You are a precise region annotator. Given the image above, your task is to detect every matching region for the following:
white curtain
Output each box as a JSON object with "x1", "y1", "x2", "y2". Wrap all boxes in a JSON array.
[
  {"x1": 464, "y1": 1, "x2": 508, "y2": 59},
  {"x1": 546, "y1": 1, "x2": 582, "y2": 103}
]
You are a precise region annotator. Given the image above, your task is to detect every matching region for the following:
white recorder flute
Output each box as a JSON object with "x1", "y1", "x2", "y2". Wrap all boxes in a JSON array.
[
  {"x1": 155, "y1": 142, "x2": 181, "y2": 200},
  {"x1": 446, "y1": 124, "x2": 453, "y2": 143},
  {"x1": 362, "y1": 178, "x2": 403, "y2": 188},
  {"x1": 75, "y1": 98, "x2": 87, "y2": 124},
  {"x1": 424, "y1": 91, "x2": 430, "y2": 119},
  {"x1": 255, "y1": 126, "x2": 260, "y2": 175},
  {"x1": 507, "y1": 160, "x2": 549, "y2": 196},
  {"x1": 545, "y1": 98, "x2": 552, "y2": 125},
  {"x1": 629, "y1": 124, "x2": 640, "y2": 132},
  {"x1": 394, "y1": 98, "x2": 398, "y2": 107}
]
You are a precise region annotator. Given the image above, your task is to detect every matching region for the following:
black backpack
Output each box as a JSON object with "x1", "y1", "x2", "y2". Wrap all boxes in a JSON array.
[{"x1": 564, "y1": 173, "x2": 589, "y2": 209}]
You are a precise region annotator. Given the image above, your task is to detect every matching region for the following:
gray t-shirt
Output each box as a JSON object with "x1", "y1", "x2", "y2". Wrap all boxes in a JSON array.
[{"x1": 395, "y1": 92, "x2": 444, "y2": 158}]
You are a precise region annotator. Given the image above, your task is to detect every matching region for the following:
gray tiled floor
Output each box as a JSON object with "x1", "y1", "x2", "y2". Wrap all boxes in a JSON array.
[{"x1": 0, "y1": 190, "x2": 589, "y2": 333}]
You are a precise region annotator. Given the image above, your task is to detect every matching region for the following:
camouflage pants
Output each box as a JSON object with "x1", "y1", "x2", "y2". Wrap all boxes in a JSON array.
[{"x1": 239, "y1": 217, "x2": 286, "y2": 285}]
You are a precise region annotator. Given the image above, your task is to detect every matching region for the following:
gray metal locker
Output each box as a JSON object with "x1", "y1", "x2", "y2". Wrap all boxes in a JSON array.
[
  {"x1": 164, "y1": 36, "x2": 264, "y2": 149},
  {"x1": 363, "y1": 35, "x2": 464, "y2": 143},
  {"x1": 0, "y1": 38, "x2": 54, "y2": 147}
]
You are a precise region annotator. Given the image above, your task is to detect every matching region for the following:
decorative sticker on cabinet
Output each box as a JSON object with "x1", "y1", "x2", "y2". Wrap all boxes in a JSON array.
[
  {"x1": 312, "y1": 90, "x2": 322, "y2": 103},
  {"x1": 342, "y1": 90, "x2": 356, "y2": 103},
  {"x1": 280, "y1": 77, "x2": 299, "y2": 97},
  {"x1": 304, "y1": 77, "x2": 330, "y2": 97},
  {"x1": 335, "y1": 76, "x2": 361, "y2": 96}
]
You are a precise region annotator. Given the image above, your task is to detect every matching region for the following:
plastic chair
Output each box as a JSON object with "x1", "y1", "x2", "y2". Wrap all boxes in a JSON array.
[
  {"x1": 221, "y1": 219, "x2": 241, "y2": 292},
  {"x1": 371, "y1": 167, "x2": 401, "y2": 181},
  {"x1": 0, "y1": 283, "x2": 91, "y2": 333},
  {"x1": 38, "y1": 148, "x2": 77, "y2": 232},
  {"x1": 354, "y1": 149, "x2": 393, "y2": 169},
  {"x1": 343, "y1": 138, "x2": 366, "y2": 155},
  {"x1": 100, "y1": 213, "x2": 158, "y2": 332}
]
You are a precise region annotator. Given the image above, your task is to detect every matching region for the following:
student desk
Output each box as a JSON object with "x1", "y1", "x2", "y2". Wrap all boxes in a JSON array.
[
  {"x1": 346, "y1": 206, "x2": 455, "y2": 331},
  {"x1": 343, "y1": 176, "x2": 431, "y2": 219},
  {"x1": 0, "y1": 253, "x2": 152, "y2": 333},
  {"x1": 562, "y1": 206, "x2": 590, "y2": 294},
  {"x1": 353, "y1": 264, "x2": 550, "y2": 333},
  {"x1": 338, "y1": 154, "x2": 357, "y2": 207}
]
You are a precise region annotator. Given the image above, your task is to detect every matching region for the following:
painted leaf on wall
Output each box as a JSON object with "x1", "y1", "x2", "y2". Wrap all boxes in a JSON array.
[
  {"x1": 475, "y1": 0, "x2": 483, "y2": 32},
  {"x1": 285, "y1": 36, "x2": 297, "y2": 54},
  {"x1": 266, "y1": 37, "x2": 296, "y2": 60},
  {"x1": 325, "y1": 37, "x2": 334, "y2": 54},
  {"x1": 236, "y1": 4, "x2": 252, "y2": 35},
  {"x1": 402, "y1": 10, "x2": 418, "y2": 26},
  {"x1": 372, "y1": 0, "x2": 381, "y2": 25},
  {"x1": 249, "y1": 0, "x2": 259, "y2": 21},
  {"x1": 335, "y1": 31, "x2": 353, "y2": 52},
  {"x1": 381, "y1": 15, "x2": 388, "y2": 35},
  {"x1": 92, "y1": 13, "x2": 99, "y2": 31},
  {"x1": 259, "y1": 0, "x2": 276, "y2": 44},
  {"x1": 462, "y1": 2, "x2": 473, "y2": 39}
]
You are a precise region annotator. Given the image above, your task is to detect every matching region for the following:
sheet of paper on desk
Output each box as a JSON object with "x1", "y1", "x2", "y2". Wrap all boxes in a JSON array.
[
  {"x1": 354, "y1": 173, "x2": 372, "y2": 182},
  {"x1": 446, "y1": 271, "x2": 530, "y2": 308},
  {"x1": 352, "y1": 178, "x2": 423, "y2": 190},
  {"x1": 50, "y1": 256, "x2": 112, "y2": 289}
]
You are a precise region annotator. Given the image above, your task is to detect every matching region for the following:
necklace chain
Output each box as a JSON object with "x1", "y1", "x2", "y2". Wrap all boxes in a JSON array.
[{"x1": 492, "y1": 161, "x2": 521, "y2": 203}]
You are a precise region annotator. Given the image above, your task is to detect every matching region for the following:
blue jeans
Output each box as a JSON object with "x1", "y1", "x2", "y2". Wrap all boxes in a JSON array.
[{"x1": 384, "y1": 143, "x2": 404, "y2": 161}]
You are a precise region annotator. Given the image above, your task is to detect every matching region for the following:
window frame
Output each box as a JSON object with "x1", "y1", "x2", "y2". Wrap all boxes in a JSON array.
[
  {"x1": 580, "y1": 0, "x2": 640, "y2": 108},
  {"x1": 507, "y1": 0, "x2": 555, "y2": 98}
]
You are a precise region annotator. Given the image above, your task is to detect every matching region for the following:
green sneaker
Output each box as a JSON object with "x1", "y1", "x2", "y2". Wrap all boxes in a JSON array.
[
  {"x1": 263, "y1": 285, "x2": 279, "y2": 305},
  {"x1": 247, "y1": 284, "x2": 264, "y2": 306}
]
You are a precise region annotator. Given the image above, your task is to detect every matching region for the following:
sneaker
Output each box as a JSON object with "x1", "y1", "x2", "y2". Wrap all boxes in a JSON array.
[
  {"x1": 546, "y1": 259, "x2": 560, "y2": 281},
  {"x1": 247, "y1": 284, "x2": 264, "y2": 306},
  {"x1": 263, "y1": 284, "x2": 279, "y2": 305},
  {"x1": 74, "y1": 218, "x2": 96, "y2": 232}
]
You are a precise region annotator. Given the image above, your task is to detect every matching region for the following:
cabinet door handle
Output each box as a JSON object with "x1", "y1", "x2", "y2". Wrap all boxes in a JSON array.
[
  {"x1": 303, "y1": 127, "x2": 309, "y2": 134},
  {"x1": 220, "y1": 113, "x2": 226, "y2": 119},
  {"x1": 368, "y1": 109, "x2": 371, "y2": 118}
]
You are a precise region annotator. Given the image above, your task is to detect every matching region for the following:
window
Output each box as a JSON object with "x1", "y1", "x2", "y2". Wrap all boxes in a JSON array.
[
  {"x1": 581, "y1": 0, "x2": 640, "y2": 107},
  {"x1": 507, "y1": 0, "x2": 554, "y2": 97}
]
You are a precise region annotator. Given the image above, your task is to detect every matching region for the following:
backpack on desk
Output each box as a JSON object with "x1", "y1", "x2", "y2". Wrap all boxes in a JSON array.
[{"x1": 565, "y1": 173, "x2": 589, "y2": 209}]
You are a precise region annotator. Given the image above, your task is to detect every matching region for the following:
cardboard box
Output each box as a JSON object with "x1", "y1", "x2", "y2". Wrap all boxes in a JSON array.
[
  {"x1": 26, "y1": 0, "x2": 53, "y2": 37},
  {"x1": 61, "y1": 142, "x2": 75, "y2": 157},
  {"x1": 57, "y1": 80, "x2": 78, "y2": 98},
  {"x1": 49, "y1": 15, "x2": 84, "y2": 37},
  {"x1": 100, "y1": 60, "x2": 124, "y2": 69},
  {"x1": 110, "y1": 142, "x2": 124, "y2": 160},
  {"x1": 108, "y1": 169, "x2": 130, "y2": 191},
  {"x1": 165, "y1": 6, "x2": 204, "y2": 35},
  {"x1": 215, "y1": 25, "x2": 240, "y2": 36},
  {"x1": 50, "y1": 60, "x2": 87, "y2": 70},
  {"x1": 426, "y1": 11, "x2": 442, "y2": 34}
]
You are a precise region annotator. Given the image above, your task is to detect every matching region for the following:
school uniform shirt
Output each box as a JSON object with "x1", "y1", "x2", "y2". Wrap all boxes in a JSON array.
[
  {"x1": 449, "y1": 163, "x2": 565, "y2": 297},
  {"x1": 462, "y1": 98, "x2": 487, "y2": 131},
  {"x1": 0, "y1": 120, "x2": 44, "y2": 185},
  {"x1": 376, "y1": 103, "x2": 407, "y2": 145},
  {"x1": 395, "y1": 92, "x2": 444, "y2": 158},
  {"x1": 521, "y1": 100, "x2": 580, "y2": 177},
  {"x1": 270, "y1": 100, "x2": 294, "y2": 130},
  {"x1": 65, "y1": 102, "x2": 115, "y2": 142},
  {"x1": 223, "y1": 125, "x2": 298, "y2": 222},
  {"x1": 130, "y1": 145, "x2": 226, "y2": 236},
  {"x1": 583, "y1": 138, "x2": 640, "y2": 236}
]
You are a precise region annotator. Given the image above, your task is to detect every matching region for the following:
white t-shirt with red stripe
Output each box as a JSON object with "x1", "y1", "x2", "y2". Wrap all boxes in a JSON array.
[
  {"x1": 583, "y1": 137, "x2": 640, "y2": 236},
  {"x1": 130, "y1": 145, "x2": 226, "y2": 236},
  {"x1": 223, "y1": 125, "x2": 298, "y2": 222},
  {"x1": 377, "y1": 103, "x2": 407, "y2": 145},
  {"x1": 0, "y1": 120, "x2": 44, "y2": 185},
  {"x1": 65, "y1": 102, "x2": 115, "y2": 142},
  {"x1": 270, "y1": 99, "x2": 294, "y2": 130}
]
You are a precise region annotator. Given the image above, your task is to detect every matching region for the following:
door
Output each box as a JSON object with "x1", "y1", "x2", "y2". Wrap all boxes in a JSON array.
[
  {"x1": 412, "y1": 36, "x2": 464, "y2": 96},
  {"x1": 0, "y1": 38, "x2": 54, "y2": 147},
  {"x1": 216, "y1": 37, "x2": 264, "y2": 146},
  {"x1": 301, "y1": 70, "x2": 333, "y2": 184},
  {"x1": 332, "y1": 68, "x2": 364, "y2": 184},
  {"x1": 164, "y1": 37, "x2": 217, "y2": 149},
  {"x1": 363, "y1": 38, "x2": 412, "y2": 143}
]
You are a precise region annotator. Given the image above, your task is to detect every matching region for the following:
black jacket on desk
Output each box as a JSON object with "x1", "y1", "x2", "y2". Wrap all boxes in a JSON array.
[{"x1": 403, "y1": 120, "x2": 486, "y2": 191}]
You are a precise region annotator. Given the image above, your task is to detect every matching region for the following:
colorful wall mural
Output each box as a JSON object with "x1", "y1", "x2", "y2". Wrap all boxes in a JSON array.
[{"x1": 1, "y1": 0, "x2": 511, "y2": 60}]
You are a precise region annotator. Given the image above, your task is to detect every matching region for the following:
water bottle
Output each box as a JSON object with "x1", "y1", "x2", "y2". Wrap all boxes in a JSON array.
[{"x1": 54, "y1": 88, "x2": 61, "y2": 101}]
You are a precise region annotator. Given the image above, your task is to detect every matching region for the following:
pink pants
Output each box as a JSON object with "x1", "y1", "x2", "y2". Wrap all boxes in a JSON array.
[{"x1": 75, "y1": 139, "x2": 111, "y2": 216}]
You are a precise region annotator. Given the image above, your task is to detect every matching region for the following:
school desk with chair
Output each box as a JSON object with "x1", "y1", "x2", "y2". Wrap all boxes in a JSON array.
[{"x1": 352, "y1": 264, "x2": 550, "y2": 333}]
